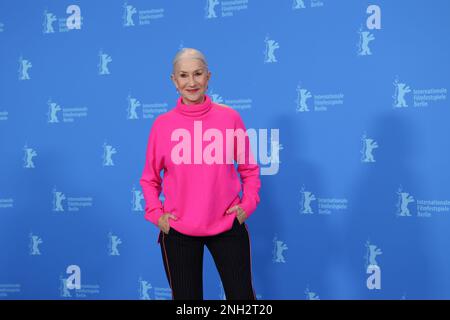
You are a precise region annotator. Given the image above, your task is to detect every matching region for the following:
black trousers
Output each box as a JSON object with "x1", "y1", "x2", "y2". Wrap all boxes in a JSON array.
[{"x1": 158, "y1": 217, "x2": 256, "y2": 300}]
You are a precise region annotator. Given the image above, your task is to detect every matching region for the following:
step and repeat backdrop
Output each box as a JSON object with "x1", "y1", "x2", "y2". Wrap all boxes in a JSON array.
[{"x1": 1, "y1": 0, "x2": 449, "y2": 299}]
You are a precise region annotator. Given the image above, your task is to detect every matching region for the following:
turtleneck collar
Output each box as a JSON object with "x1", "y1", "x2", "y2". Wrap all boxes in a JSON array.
[{"x1": 175, "y1": 94, "x2": 212, "y2": 118}]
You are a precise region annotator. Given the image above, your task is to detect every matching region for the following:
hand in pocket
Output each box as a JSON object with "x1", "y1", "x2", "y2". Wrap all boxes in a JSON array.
[{"x1": 158, "y1": 213, "x2": 178, "y2": 234}]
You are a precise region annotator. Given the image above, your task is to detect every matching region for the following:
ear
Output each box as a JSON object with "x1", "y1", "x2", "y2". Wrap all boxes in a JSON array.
[{"x1": 170, "y1": 73, "x2": 177, "y2": 87}]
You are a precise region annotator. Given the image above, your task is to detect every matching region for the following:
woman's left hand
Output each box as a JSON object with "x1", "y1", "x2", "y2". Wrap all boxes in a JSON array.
[{"x1": 226, "y1": 205, "x2": 247, "y2": 224}]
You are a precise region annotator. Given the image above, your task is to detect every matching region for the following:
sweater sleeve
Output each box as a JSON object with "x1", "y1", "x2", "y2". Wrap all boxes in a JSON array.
[
  {"x1": 234, "y1": 112, "x2": 261, "y2": 218},
  {"x1": 139, "y1": 119, "x2": 165, "y2": 227}
]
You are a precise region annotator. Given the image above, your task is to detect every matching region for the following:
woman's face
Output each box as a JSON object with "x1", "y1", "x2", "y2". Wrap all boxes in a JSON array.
[{"x1": 171, "y1": 58, "x2": 211, "y2": 105}]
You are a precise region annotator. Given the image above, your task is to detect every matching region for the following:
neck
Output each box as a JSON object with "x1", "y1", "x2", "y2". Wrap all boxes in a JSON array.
[{"x1": 175, "y1": 94, "x2": 212, "y2": 118}]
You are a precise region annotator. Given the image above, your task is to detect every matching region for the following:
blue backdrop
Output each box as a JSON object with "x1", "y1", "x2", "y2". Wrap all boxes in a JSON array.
[{"x1": 1, "y1": 0, "x2": 450, "y2": 299}]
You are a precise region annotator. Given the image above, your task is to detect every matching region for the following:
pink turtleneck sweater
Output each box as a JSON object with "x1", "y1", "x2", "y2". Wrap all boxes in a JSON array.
[{"x1": 140, "y1": 94, "x2": 261, "y2": 237}]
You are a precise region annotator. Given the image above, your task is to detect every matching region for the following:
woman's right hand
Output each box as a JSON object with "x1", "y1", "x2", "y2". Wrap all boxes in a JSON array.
[{"x1": 158, "y1": 213, "x2": 178, "y2": 234}]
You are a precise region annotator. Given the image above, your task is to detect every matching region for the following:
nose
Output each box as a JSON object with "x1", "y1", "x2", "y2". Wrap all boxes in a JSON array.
[{"x1": 188, "y1": 75, "x2": 196, "y2": 86}]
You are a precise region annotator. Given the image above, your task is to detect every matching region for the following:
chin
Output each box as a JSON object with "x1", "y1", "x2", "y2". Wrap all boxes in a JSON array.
[{"x1": 184, "y1": 93, "x2": 203, "y2": 103}]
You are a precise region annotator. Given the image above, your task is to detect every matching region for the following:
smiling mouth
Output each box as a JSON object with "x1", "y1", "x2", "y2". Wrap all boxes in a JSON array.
[{"x1": 186, "y1": 88, "x2": 199, "y2": 93}]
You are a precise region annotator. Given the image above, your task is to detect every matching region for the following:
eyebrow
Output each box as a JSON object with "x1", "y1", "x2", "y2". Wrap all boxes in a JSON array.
[{"x1": 178, "y1": 69, "x2": 204, "y2": 74}]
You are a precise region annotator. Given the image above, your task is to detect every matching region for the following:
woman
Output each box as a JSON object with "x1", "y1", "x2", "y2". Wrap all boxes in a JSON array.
[{"x1": 140, "y1": 48, "x2": 261, "y2": 300}]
